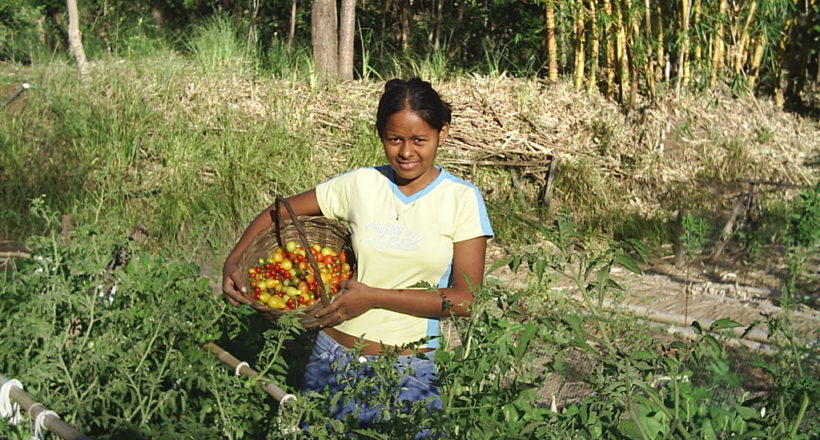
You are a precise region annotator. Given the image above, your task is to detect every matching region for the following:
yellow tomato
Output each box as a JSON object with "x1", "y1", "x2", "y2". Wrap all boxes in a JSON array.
[
  {"x1": 267, "y1": 295, "x2": 286, "y2": 309},
  {"x1": 280, "y1": 259, "x2": 293, "y2": 271},
  {"x1": 259, "y1": 292, "x2": 271, "y2": 303}
]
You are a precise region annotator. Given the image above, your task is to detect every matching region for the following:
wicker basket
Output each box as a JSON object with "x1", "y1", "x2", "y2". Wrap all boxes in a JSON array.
[{"x1": 236, "y1": 197, "x2": 354, "y2": 328}]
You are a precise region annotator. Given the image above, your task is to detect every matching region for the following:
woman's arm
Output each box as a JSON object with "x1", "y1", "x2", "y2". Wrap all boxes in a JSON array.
[
  {"x1": 314, "y1": 236, "x2": 488, "y2": 326},
  {"x1": 222, "y1": 189, "x2": 322, "y2": 306}
]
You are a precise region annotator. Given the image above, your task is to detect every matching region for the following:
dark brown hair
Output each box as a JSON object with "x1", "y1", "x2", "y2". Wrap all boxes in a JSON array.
[{"x1": 376, "y1": 78, "x2": 452, "y2": 138}]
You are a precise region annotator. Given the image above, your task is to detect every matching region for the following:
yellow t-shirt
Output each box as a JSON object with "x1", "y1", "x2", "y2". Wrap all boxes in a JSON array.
[{"x1": 315, "y1": 165, "x2": 493, "y2": 348}]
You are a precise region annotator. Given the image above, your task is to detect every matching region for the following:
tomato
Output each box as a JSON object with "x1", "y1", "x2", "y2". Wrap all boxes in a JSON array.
[
  {"x1": 322, "y1": 255, "x2": 335, "y2": 265},
  {"x1": 285, "y1": 240, "x2": 298, "y2": 253},
  {"x1": 272, "y1": 252, "x2": 284, "y2": 263},
  {"x1": 320, "y1": 272, "x2": 332, "y2": 285},
  {"x1": 286, "y1": 298, "x2": 295, "y2": 309},
  {"x1": 259, "y1": 292, "x2": 271, "y2": 303},
  {"x1": 338, "y1": 250, "x2": 347, "y2": 263},
  {"x1": 306, "y1": 298, "x2": 315, "y2": 307},
  {"x1": 311, "y1": 243, "x2": 322, "y2": 254},
  {"x1": 280, "y1": 259, "x2": 293, "y2": 271},
  {"x1": 267, "y1": 295, "x2": 286, "y2": 309},
  {"x1": 286, "y1": 286, "x2": 300, "y2": 297},
  {"x1": 321, "y1": 247, "x2": 335, "y2": 257},
  {"x1": 305, "y1": 274, "x2": 316, "y2": 284}
]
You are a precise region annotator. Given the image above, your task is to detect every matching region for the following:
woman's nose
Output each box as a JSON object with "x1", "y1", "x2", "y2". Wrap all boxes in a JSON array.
[{"x1": 398, "y1": 143, "x2": 412, "y2": 158}]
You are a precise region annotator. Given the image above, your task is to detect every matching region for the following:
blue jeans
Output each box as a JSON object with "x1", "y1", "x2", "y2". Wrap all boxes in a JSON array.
[{"x1": 300, "y1": 330, "x2": 442, "y2": 428}]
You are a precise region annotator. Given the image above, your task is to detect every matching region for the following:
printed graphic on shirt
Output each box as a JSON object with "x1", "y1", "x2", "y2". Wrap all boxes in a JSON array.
[{"x1": 363, "y1": 222, "x2": 424, "y2": 251}]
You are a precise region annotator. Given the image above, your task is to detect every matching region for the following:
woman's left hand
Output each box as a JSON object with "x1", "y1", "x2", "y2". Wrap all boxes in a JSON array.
[{"x1": 314, "y1": 276, "x2": 372, "y2": 327}]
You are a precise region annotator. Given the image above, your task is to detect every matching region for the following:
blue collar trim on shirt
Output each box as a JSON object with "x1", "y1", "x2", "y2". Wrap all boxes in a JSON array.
[{"x1": 381, "y1": 165, "x2": 448, "y2": 204}]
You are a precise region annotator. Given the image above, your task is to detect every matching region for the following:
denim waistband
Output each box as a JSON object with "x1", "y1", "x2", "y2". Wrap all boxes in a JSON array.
[{"x1": 315, "y1": 330, "x2": 435, "y2": 362}]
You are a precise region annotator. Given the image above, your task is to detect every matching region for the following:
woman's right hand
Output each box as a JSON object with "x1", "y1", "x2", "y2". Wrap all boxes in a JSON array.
[{"x1": 222, "y1": 260, "x2": 251, "y2": 307}]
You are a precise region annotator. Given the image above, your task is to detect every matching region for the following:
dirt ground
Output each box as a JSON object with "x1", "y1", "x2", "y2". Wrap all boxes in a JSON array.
[{"x1": 483, "y1": 242, "x2": 820, "y2": 346}]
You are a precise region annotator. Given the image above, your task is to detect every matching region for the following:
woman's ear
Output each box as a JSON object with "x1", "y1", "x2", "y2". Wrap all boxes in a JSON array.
[{"x1": 438, "y1": 123, "x2": 450, "y2": 146}]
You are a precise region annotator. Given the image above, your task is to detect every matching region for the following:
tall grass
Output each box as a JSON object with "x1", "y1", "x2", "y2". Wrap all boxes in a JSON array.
[{"x1": 187, "y1": 14, "x2": 253, "y2": 75}]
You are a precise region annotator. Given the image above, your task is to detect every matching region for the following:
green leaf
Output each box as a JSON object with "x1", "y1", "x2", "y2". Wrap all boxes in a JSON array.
[
  {"x1": 735, "y1": 406, "x2": 759, "y2": 420},
  {"x1": 617, "y1": 419, "x2": 645, "y2": 440},
  {"x1": 487, "y1": 256, "x2": 514, "y2": 275},
  {"x1": 615, "y1": 253, "x2": 642, "y2": 274},
  {"x1": 709, "y1": 318, "x2": 743, "y2": 331}
]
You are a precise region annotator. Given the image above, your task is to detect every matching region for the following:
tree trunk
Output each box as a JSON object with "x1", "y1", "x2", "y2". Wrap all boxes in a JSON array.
[
  {"x1": 66, "y1": 0, "x2": 88, "y2": 77},
  {"x1": 312, "y1": 0, "x2": 338, "y2": 80},
  {"x1": 546, "y1": 1, "x2": 559, "y2": 82},
  {"x1": 399, "y1": 0, "x2": 410, "y2": 51},
  {"x1": 288, "y1": 0, "x2": 298, "y2": 51},
  {"x1": 338, "y1": 0, "x2": 356, "y2": 80},
  {"x1": 434, "y1": 0, "x2": 443, "y2": 51}
]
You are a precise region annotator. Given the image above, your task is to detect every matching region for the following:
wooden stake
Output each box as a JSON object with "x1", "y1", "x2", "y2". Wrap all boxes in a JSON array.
[
  {"x1": 0, "y1": 374, "x2": 92, "y2": 440},
  {"x1": 205, "y1": 343, "x2": 296, "y2": 404}
]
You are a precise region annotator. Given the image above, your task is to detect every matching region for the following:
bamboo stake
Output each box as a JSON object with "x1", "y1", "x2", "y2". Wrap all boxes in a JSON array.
[
  {"x1": 0, "y1": 375, "x2": 92, "y2": 440},
  {"x1": 205, "y1": 342, "x2": 296, "y2": 404}
]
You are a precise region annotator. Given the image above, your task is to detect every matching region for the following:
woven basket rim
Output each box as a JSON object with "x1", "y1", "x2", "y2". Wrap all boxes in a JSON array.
[{"x1": 236, "y1": 211, "x2": 353, "y2": 328}]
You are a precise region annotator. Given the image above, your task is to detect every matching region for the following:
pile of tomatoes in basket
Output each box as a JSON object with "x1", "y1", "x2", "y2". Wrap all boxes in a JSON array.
[{"x1": 248, "y1": 240, "x2": 352, "y2": 310}]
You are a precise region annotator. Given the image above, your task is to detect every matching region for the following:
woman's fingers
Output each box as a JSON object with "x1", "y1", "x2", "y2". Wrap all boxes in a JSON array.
[{"x1": 222, "y1": 275, "x2": 250, "y2": 307}]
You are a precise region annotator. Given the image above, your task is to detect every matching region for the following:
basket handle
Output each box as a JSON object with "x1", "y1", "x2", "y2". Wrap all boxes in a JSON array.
[{"x1": 272, "y1": 197, "x2": 331, "y2": 308}]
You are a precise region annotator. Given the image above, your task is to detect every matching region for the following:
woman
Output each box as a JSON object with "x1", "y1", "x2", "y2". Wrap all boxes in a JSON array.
[{"x1": 222, "y1": 78, "x2": 493, "y2": 427}]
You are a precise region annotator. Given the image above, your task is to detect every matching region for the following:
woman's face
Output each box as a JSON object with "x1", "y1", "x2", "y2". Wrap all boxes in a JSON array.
[{"x1": 382, "y1": 109, "x2": 449, "y2": 195}]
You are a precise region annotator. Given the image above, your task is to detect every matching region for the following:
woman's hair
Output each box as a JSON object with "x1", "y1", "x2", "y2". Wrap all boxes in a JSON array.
[{"x1": 376, "y1": 78, "x2": 452, "y2": 138}]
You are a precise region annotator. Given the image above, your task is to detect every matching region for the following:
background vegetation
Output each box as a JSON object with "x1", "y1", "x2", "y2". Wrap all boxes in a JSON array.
[{"x1": 0, "y1": 1, "x2": 818, "y2": 439}]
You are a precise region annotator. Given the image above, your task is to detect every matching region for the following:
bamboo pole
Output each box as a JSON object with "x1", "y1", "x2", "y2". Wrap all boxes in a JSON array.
[
  {"x1": 614, "y1": 0, "x2": 630, "y2": 103},
  {"x1": 655, "y1": 1, "x2": 666, "y2": 82},
  {"x1": 546, "y1": 1, "x2": 559, "y2": 82},
  {"x1": 573, "y1": 0, "x2": 587, "y2": 90},
  {"x1": 602, "y1": 0, "x2": 616, "y2": 99},
  {"x1": 748, "y1": 34, "x2": 766, "y2": 88},
  {"x1": 734, "y1": 0, "x2": 757, "y2": 76},
  {"x1": 587, "y1": 0, "x2": 599, "y2": 94},
  {"x1": 0, "y1": 375, "x2": 92, "y2": 440},
  {"x1": 676, "y1": 0, "x2": 691, "y2": 93},
  {"x1": 643, "y1": 0, "x2": 656, "y2": 98},
  {"x1": 205, "y1": 343, "x2": 296, "y2": 404},
  {"x1": 692, "y1": 0, "x2": 701, "y2": 80},
  {"x1": 710, "y1": 0, "x2": 728, "y2": 88}
]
